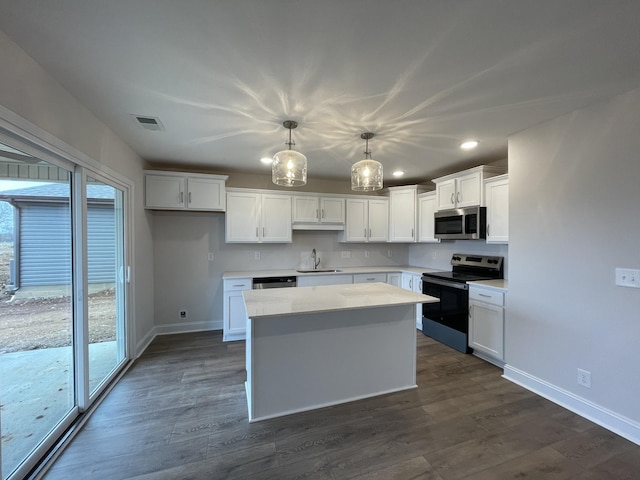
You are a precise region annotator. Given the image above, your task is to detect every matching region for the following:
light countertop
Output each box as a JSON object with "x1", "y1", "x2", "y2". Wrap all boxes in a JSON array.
[
  {"x1": 243, "y1": 282, "x2": 438, "y2": 319},
  {"x1": 224, "y1": 265, "x2": 437, "y2": 279},
  {"x1": 467, "y1": 279, "x2": 508, "y2": 291}
]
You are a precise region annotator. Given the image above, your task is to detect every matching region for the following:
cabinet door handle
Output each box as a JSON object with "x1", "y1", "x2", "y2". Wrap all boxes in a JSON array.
[
  {"x1": 322, "y1": 209, "x2": 325, "y2": 218},
  {"x1": 487, "y1": 224, "x2": 490, "y2": 236},
  {"x1": 263, "y1": 227, "x2": 265, "y2": 237},
  {"x1": 256, "y1": 227, "x2": 259, "y2": 238},
  {"x1": 316, "y1": 209, "x2": 319, "y2": 219},
  {"x1": 180, "y1": 191, "x2": 184, "y2": 204},
  {"x1": 411, "y1": 228, "x2": 414, "y2": 238},
  {"x1": 367, "y1": 277, "x2": 375, "y2": 281},
  {"x1": 233, "y1": 284, "x2": 245, "y2": 287},
  {"x1": 450, "y1": 193, "x2": 454, "y2": 204},
  {"x1": 188, "y1": 191, "x2": 192, "y2": 204},
  {"x1": 364, "y1": 228, "x2": 367, "y2": 238},
  {"x1": 369, "y1": 228, "x2": 372, "y2": 238},
  {"x1": 457, "y1": 192, "x2": 461, "y2": 203}
]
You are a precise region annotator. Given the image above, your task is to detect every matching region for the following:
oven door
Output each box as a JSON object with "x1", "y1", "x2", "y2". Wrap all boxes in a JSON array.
[{"x1": 422, "y1": 277, "x2": 469, "y2": 333}]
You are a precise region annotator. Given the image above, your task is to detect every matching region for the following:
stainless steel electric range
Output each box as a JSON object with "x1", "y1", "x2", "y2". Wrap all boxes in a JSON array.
[{"x1": 421, "y1": 253, "x2": 504, "y2": 353}]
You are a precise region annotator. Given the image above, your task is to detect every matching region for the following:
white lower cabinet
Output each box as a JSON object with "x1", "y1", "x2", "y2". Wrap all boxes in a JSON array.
[
  {"x1": 353, "y1": 273, "x2": 387, "y2": 284},
  {"x1": 468, "y1": 285, "x2": 505, "y2": 365},
  {"x1": 386, "y1": 272, "x2": 401, "y2": 287},
  {"x1": 223, "y1": 278, "x2": 251, "y2": 341},
  {"x1": 401, "y1": 272, "x2": 423, "y2": 329}
]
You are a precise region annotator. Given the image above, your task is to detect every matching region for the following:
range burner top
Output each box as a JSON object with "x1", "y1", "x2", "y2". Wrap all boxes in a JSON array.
[{"x1": 423, "y1": 253, "x2": 504, "y2": 284}]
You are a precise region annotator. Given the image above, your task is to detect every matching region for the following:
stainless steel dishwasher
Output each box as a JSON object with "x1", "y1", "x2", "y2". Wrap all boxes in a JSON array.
[{"x1": 252, "y1": 276, "x2": 297, "y2": 289}]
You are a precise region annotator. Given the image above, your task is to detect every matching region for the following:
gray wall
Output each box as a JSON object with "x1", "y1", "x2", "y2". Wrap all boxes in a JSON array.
[
  {"x1": 507, "y1": 87, "x2": 640, "y2": 436},
  {"x1": 0, "y1": 29, "x2": 154, "y2": 354},
  {"x1": 152, "y1": 210, "x2": 411, "y2": 331}
]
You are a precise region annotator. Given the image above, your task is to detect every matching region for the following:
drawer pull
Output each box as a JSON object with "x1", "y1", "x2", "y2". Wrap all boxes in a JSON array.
[{"x1": 479, "y1": 293, "x2": 492, "y2": 298}]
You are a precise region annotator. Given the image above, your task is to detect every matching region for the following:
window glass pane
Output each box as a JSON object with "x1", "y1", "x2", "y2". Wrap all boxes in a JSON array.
[
  {"x1": 0, "y1": 144, "x2": 74, "y2": 479},
  {"x1": 86, "y1": 177, "x2": 126, "y2": 395}
]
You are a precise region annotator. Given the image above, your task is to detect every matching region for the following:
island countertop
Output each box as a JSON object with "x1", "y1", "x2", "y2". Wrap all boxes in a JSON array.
[{"x1": 243, "y1": 282, "x2": 438, "y2": 319}]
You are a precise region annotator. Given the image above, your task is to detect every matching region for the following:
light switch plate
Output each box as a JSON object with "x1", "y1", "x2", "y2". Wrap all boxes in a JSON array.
[{"x1": 615, "y1": 268, "x2": 640, "y2": 288}]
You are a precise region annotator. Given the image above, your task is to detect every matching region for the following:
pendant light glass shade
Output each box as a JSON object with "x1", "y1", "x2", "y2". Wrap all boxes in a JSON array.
[
  {"x1": 272, "y1": 120, "x2": 307, "y2": 187},
  {"x1": 351, "y1": 133, "x2": 383, "y2": 191}
]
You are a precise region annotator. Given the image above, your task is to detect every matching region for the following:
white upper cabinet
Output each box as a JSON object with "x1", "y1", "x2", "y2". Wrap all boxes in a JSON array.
[
  {"x1": 432, "y1": 165, "x2": 502, "y2": 211},
  {"x1": 225, "y1": 189, "x2": 292, "y2": 243},
  {"x1": 344, "y1": 197, "x2": 388, "y2": 243},
  {"x1": 388, "y1": 185, "x2": 428, "y2": 243},
  {"x1": 417, "y1": 191, "x2": 440, "y2": 243},
  {"x1": 484, "y1": 174, "x2": 509, "y2": 244},
  {"x1": 292, "y1": 195, "x2": 345, "y2": 229},
  {"x1": 144, "y1": 170, "x2": 227, "y2": 211}
]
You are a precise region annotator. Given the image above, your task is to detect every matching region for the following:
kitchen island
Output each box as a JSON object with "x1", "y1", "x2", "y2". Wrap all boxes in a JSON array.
[{"x1": 242, "y1": 282, "x2": 438, "y2": 422}]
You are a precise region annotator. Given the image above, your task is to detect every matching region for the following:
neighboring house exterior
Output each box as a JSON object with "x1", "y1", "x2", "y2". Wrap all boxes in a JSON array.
[{"x1": 0, "y1": 183, "x2": 116, "y2": 289}]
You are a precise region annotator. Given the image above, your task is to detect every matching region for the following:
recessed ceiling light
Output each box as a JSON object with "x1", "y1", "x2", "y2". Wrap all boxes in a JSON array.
[
  {"x1": 460, "y1": 140, "x2": 479, "y2": 150},
  {"x1": 260, "y1": 157, "x2": 273, "y2": 165},
  {"x1": 392, "y1": 170, "x2": 405, "y2": 177}
]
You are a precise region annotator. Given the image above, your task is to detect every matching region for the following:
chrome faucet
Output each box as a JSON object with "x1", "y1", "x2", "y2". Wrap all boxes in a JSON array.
[{"x1": 311, "y1": 248, "x2": 320, "y2": 269}]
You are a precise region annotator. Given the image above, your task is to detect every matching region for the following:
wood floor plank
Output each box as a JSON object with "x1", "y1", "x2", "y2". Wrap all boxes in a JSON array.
[{"x1": 40, "y1": 331, "x2": 640, "y2": 480}]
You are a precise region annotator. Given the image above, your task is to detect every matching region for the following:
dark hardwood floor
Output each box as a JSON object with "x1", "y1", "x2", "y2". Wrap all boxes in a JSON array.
[{"x1": 42, "y1": 331, "x2": 640, "y2": 479}]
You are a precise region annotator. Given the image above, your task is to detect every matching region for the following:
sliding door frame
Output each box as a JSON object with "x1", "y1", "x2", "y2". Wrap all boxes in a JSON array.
[{"x1": 0, "y1": 109, "x2": 135, "y2": 480}]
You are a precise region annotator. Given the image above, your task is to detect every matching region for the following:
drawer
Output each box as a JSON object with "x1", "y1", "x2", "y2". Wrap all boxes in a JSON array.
[
  {"x1": 469, "y1": 287, "x2": 504, "y2": 306},
  {"x1": 353, "y1": 273, "x2": 387, "y2": 284},
  {"x1": 223, "y1": 278, "x2": 252, "y2": 291}
]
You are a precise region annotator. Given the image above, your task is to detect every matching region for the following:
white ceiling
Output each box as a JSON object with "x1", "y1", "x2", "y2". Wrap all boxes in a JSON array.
[{"x1": 1, "y1": 0, "x2": 640, "y2": 185}]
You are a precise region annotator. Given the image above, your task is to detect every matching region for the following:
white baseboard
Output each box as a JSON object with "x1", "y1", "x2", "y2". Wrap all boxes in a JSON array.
[
  {"x1": 135, "y1": 327, "x2": 158, "y2": 358},
  {"x1": 134, "y1": 320, "x2": 223, "y2": 357},
  {"x1": 154, "y1": 319, "x2": 222, "y2": 336},
  {"x1": 503, "y1": 364, "x2": 640, "y2": 446}
]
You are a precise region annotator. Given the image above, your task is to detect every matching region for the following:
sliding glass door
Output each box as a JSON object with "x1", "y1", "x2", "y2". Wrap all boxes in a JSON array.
[
  {"x1": 0, "y1": 141, "x2": 130, "y2": 480},
  {"x1": 0, "y1": 145, "x2": 76, "y2": 479},
  {"x1": 85, "y1": 175, "x2": 127, "y2": 397}
]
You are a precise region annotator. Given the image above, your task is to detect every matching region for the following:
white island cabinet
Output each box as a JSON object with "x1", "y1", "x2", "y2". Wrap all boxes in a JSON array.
[{"x1": 243, "y1": 283, "x2": 438, "y2": 422}]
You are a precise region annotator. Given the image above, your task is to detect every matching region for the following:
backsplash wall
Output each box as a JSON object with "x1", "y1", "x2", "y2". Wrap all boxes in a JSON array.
[
  {"x1": 409, "y1": 241, "x2": 509, "y2": 276},
  {"x1": 152, "y1": 211, "x2": 410, "y2": 332}
]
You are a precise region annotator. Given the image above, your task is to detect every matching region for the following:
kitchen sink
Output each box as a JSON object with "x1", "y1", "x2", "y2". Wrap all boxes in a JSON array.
[{"x1": 296, "y1": 269, "x2": 342, "y2": 273}]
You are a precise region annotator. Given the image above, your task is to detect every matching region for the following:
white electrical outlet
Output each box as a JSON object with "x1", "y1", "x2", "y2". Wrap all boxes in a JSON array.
[
  {"x1": 577, "y1": 368, "x2": 591, "y2": 388},
  {"x1": 615, "y1": 268, "x2": 640, "y2": 288},
  {"x1": 364, "y1": 250, "x2": 370, "y2": 258},
  {"x1": 254, "y1": 251, "x2": 261, "y2": 260},
  {"x1": 387, "y1": 250, "x2": 393, "y2": 258},
  {"x1": 208, "y1": 253, "x2": 214, "y2": 261},
  {"x1": 341, "y1": 251, "x2": 351, "y2": 259}
]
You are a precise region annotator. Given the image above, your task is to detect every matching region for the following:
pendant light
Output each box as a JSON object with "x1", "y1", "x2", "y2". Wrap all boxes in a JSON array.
[
  {"x1": 351, "y1": 132, "x2": 383, "y2": 191},
  {"x1": 272, "y1": 120, "x2": 307, "y2": 187}
]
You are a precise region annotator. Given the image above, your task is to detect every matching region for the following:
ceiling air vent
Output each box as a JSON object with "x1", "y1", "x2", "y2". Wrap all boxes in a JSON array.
[{"x1": 132, "y1": 115, "x2": 165, "y2": 131}]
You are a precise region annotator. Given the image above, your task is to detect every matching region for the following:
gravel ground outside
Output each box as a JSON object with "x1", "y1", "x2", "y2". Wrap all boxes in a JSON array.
[{"x1": 0, "y1": 242, "x2": 116, "y2": 354}]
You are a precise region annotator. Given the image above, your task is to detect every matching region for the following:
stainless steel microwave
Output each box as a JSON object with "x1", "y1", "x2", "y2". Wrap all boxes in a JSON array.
[{"x1": 434, "y1": 206, "x2": 486, "y2": 240}]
